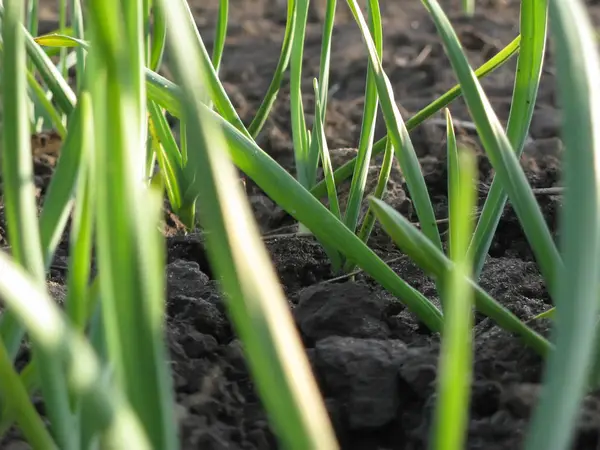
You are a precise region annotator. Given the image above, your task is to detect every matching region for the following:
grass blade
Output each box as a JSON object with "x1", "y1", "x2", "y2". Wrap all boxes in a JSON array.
[
  {"x1": 69, "y1": 0, "x2": 86, "y2": 92},
  {"x1": 248, "y1": 0, "x2": 296, "y2": 138},
  {"x1": 147, "y1": 100, "x2": 184, "y2": 211},
  {"x1": 523, "y1": 0, "x2": 600, "y2": 448},
  {"x1": 0, "y1": 4, "x2": 78, "y2": 116},
  {"x1": 354, "y1": 137, "x2": 394, "y2": 247},
  {"x1": 212, "y1": 0, "x2": 228, "y2": 73},
  {"x1": 305, "y1": 0, "x2": 336, "y2": 188},
  {"x1": 369, "y1": 198, "x2": 551, "y2": 356},
  {"x1": 1, "y1": 1, "x2": 75, "y2": 447},
  {"x1": 313, "y1": 80, "x2": 341, "y2": 222},
  {"x1": 469, "y1": 0, "x2": 548, "y2": 277},
  {"x1": 38, "y1": 99, "x2": 87, "y2": 267},
  {"x1": 432, "y1": 128, "x2": 476, "y2": 450},
  {"x1": 145, "y1": 67, "x2": 444, "y2": 331},
  {"x1": 446, "y1": 109, "x2": 459, "y2": 257},
  {"x1": 346, "y1": 0, "x2": 443, "y2": 252},
  {"x1": 178, "y1": 0, "x2": 250, "y2": 138},
  {"x1": 0, "y1": 38, "x2": 67, "y2": 134},
  {"x1": 290, "y1": 0, "x2": 310, "y2": 189},
  {"x1": 0, "y1": 341, "x2": 56, "y2": 449},
  {"x1": 149, "y1": 0, "x2": 167, "y2": 72},
  {"x1": 316, "y1": 0, "x2": 335, "y2": 119},
  {"x1": 85, "y1": 0, "x2": 178, "y2": 446},
  {"x1": 0, "y1": 252, "x2": 153, "y2": 448},
  {"x1": 64, "y1": 91, "x2": 95, "y2": 332},
  {"x1": 343, "y1": 0, "x2": 382, "y2": 235},
  {"x1": 157, "y1": 0, "x2": 340, "y2": 447},
  {"x1": 420, "y1": 0, "x2": 562, "y2": 300},
  {"x1": 310, "y1": 35, "x2": 521, "y2": 199},
  {"x1": 313, "y1": 79, "x2": 343, "y2": 270}
]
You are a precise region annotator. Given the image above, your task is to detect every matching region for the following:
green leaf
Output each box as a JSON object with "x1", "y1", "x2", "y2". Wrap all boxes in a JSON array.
[
  {"x1": 420, "y1": 0, "x2": 561, "y2": 301},
  {"x1": 469, "y1": 0, "x2": 549, "y2": 277},
  {"x1": 145, "y1": 63, "x2": 445, "y2": 333},
  {"x1": 346, "y1": 0, "x2": 443, "y2": 254},
  {"x1": 432, "y1": 124, "x2": 477, "y2": 450},
  {"x1": 290, "y1": 0, "x2": 310, "y2": 189},
  {"x1": 84, "y1": 0, "x2": 178, "y2": 447},
  {"x1": 310, "y1": 35, "x2": 521, "y2": 199},
  {"x1": 1, "y1": 1, "x2": 75, "y2": 447},
  {"x1": 343, "y1": 0, "x2": 383, "y2": 236},
  {"x1": 156, "y1": 0, "x2": 340, "y2": 447},
  {"x1": 34, "y1": 33, "x2": 89, "y2": 49},
  {"x1": 248, "y1": 0, "x2": 296, "y2": 138},
  {"x1": 523, "y1": 0, "x2": 600, "y2": 448},
  {"x1": 313, "y1": 79, "x2": 343, "y2": 271},
  {"x1": 368, "y1": 198, "x2": 551, "y2": 357},
  {"x1": 0, "y1": 252, "x2": 153, "y2": 448}
]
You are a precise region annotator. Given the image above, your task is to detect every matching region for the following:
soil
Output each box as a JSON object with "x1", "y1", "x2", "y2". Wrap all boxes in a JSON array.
[{"x1": 2, "y1": 0, "x2": 600, "y2": 449}]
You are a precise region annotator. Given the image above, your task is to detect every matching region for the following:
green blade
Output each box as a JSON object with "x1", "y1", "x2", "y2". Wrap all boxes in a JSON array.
[
  {"x1": 156, "y1": 0, "x2": 340, "y2": 447},
  {"x1": 369, "y1": 198, "x2": 551, "y2": 357},
  {"x1": 248, "y1": 0, "x2": 296, "y2": 138},
  {"x1": 523, "y1": 0, "x2": 600, "y2": 448},
  {"x1": 313, "y1": 79, "x2": 343, "y2": 271},
  {"x1": 346, "y1": 0, "x2": 442, "y2": 252},
  {"x1": 310, "y1": 35, "x2": 521, "y2": 199},
  {"x1": 432, "y1": 117, "x2": 476, "y2": 450},
  {"x1": 290, "y1": 0, "x2": 310, "y2": 189},
  {"x1": 85, "y1": 0, "x2": 178, "y2": 447},
  {"x1": 420, "y1": 0, "x2": 561, "y2": 300},
  {"x1": 343, "y1": 0, "x2": 383, "y2": 236},
  {"x1": 469, "y1": 0, "x2": 548, "y2": 277},
  {"x1": 0, "y1": 252, "x2": 153, "y2": 448},
  {"x1": 145, "y1": 67, "x2": 444, "y2": 331},
  {"x1": 1, "y1": 1, "x2": 75, "y2": 447}
]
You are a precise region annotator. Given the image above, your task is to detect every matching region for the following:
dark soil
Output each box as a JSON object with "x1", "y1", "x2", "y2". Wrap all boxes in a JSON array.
[{"x1": 3, "y1": 0, "x2": 600, "y2": 449}]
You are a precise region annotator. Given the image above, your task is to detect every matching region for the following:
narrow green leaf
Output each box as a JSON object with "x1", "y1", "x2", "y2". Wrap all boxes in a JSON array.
[
  {"x1": 290, "y1": 0, "x2": 310, "y2": 189},
  {"x1": 157, "y1": 0, "x2": 340, "y2": 447},
  {"x1": 145, "y1": 67, "x2": 444, "y2": 332},
  {"x1": 343, "y1": 0, "x2": 382, "y2": 236},
  {"x1": 369, "y1": 198, "x2": 551, "y2": 356},
  {"x1": 420, "y1": 0, "x2": 561, "y2": 300},
  {"x1": 346, "y1": 0, "x2": 443, "y2": 252},
  {"x1": 85, "y1": 0, "x2": 178, "y2": 446},
  {"x1": 532, "y1": 308, "x2": 555, "y2": 321},
  {"x1": 310, "y1": 35, "x2": 521, "y2": 199},
  {"x1": 64, "y1": 91, "x2": 95, "y2": 332},
  {"x1": 212, "y1": 0, "x2": 228, "y2": 73},
  {"x1": 354, "y1": 138, "x2": 394, "y2": 248},
  {"x1": 38, "y1": 99, "x2": 86, "y2": 267},
  {"x1": 0, "y1": 252, "x2": 153, "y2": 448},
  {"x1": 149, "y1": 1, "x2": 167, "y2": 72},
  {"x1": 313, "y1": 80, "x2": 341, "y2": 221},
  {"x1": 34, "y1": 33, "x2": 89, "y2": 49},
  {"x1": 58, "y1": 0, "x2": 68, "y2": 80},
  {"x1": 305, "y1": 0, "x2": 336, "y2": 189},
  {"x1": 469, "y1": 0, "x2": 549, "y2": 277},
  {"x1": 446, "y1": 109, "x2": 460, "y2": 257},
  {"x1": 69, "y1": 0, "x2": 86, "y2": 93},
  {"x1": 248, "y1": 0, "x2": 295, "y2": 138},
  {"x1": 524, "y1": 0, "x2": 600, "y2": 448},
  {"x1": 1, "y1": 2, "x2": 75, "y2": 447},
  {"x1": 0, "y1": 339, "x2": 56, "y2": 449},
  {"x1": 148, "y1": 100, "x2": 184, "y2": 212},
  {"x1": 0, "y1": 5, "x2": 78, "y2": 116},
  {"x1": 313, "y1": 79, "x2": 343, "y2": 271},
  {"x1": 432, "y1": 146, "x2": 477, "y2": 450}
]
